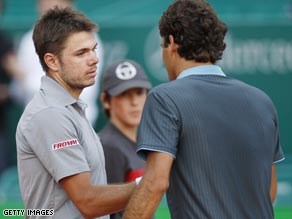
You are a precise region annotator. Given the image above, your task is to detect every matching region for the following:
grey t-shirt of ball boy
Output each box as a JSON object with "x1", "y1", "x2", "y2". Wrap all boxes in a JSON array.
[{"x1": 16, "y1": 76, "x2": 108, "y2": 219}]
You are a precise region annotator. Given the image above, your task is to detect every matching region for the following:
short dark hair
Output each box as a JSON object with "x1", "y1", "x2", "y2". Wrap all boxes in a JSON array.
[
  {"x1": 159, "y1": 0, "x2": 227, "y2": 63},
  {"x1": 33, "y1": 7, "x2": 98, "y2": 72}
]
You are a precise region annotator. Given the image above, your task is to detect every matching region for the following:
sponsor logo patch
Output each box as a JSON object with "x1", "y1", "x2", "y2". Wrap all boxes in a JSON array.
[{"x1": 52, "y1": 139, "x2": 79, "y2": 150}]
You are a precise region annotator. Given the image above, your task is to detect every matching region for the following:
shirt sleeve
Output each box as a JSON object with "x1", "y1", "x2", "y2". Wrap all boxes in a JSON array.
[
  {"x1": 137, "y1": 89, "x2": 181, "y2": 160},
  {"x1": 24, "y1": 107, "x2": 90, "y2": 182}
]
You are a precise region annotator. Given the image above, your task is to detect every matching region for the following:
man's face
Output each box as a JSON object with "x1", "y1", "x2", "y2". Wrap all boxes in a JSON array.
[
  {"x1": 57, "y1": 31, "x2": 98, "y2": 93},
  {"x1": 108, "y1": 88, "x2": 148, "y2": 128}
]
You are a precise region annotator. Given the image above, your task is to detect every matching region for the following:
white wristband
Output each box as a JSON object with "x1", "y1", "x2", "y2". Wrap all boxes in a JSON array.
[{"x1": 135, "y1": 176, "x2": 142, "y2": 185}]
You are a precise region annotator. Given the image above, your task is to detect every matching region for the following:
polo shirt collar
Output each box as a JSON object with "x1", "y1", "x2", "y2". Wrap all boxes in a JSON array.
[
  {"x1": 40, "y1": 76, "x2": 77, "y2": 107},
  {"x1": 177, "y1": 65, "x2": 226, "y2": 79}
]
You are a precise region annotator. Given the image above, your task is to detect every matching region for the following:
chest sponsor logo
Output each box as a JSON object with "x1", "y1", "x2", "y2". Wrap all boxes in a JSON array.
[{"x1": 52, "y1": 139, "x2": 79, "y2": 150}]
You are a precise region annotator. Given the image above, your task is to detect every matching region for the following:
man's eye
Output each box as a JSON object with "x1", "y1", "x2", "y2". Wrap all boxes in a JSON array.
[{"x1": 77, "y1": 51, "x2": 85, "y2": 56}]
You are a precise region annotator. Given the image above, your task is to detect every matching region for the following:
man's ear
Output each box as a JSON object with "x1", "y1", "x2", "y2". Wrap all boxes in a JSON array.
[
  {"x1": 169, "y1": 35, "x2": 179, "y2": 52},
  {"x1": 100, "y1": 92, "x2": 110, "y2": 109},
  {"x1": 44, "y1": 53, "x2": 59, "y2": 72}
]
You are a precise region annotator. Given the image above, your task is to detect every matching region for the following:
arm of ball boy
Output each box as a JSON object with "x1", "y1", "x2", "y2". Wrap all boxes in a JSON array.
[
  {"x1": 59, "y1": 172, "x2": 136, "y2": 219},
  {"x1": 123, "y1": 151, "x2": 174, "y2": 219},
  {"x1": 270, "y1": 164, "x2": 277, "y2": 203}
]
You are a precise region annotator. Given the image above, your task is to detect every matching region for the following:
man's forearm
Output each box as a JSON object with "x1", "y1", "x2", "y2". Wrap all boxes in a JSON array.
[
  {"x1": 123, "y1": 179, "x2": 165, "y2": 219},
  {"x1": 83, "y1": 182, "x2": 137, "y2": 217},
  {"x1": 60, "y1": 173, "x2": 137, "y2": 219}
]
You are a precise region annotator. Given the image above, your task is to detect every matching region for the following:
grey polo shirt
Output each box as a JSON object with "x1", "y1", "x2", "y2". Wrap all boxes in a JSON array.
[{"x1": 16, "y1": 76, "x2": 108, "y2": 219}]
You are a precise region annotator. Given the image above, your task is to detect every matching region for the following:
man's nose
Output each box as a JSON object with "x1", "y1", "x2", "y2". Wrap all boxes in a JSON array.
[{"x1": 89, "y1": 51, "x2": 99, "y2": 65}]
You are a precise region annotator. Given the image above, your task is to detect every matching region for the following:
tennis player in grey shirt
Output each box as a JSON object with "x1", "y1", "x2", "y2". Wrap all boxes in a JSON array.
[
  {"x1": 16, "y1": 7, "x2": 136, "y2": 219},
  {"x1": 123, "y1": 1, "x2": 285, "y2": 219}
]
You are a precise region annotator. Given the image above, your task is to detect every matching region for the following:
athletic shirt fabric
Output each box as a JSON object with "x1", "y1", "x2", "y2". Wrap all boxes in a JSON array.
[
  {"x1": 16, "y1": 76, "x2": 108, "y2": 219},
  {"x1": 99, "y1": 122, "x2": 145, "y2": 219},
  {"x1": 137, "y1": 65, "x2": 285, "y2": 219},
  {"x1": 99, "y1": 122, "x2": 145, "y2": 183}
]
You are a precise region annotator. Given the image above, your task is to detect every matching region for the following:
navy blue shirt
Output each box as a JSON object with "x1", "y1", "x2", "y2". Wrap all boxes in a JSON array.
[{"x1": 137, "y1": 65, "x2": 284, "y2": 219}]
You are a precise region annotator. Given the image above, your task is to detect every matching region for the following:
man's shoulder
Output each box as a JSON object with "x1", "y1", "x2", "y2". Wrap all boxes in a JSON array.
[
  {"x1": 19, "y1": 96, "x2": 71, "y2": 131},
  {"x1": 99, "y1": 124, "x2": 113, "y2": 139},
  {"x1": 150, "y1": 80, "x2": 182, "y2": 94},
  {"x1": 232, "y1": 78, "x2": 272, "y2": 101},
  {"x1": 99, "y1": 124, "x2": 122, "y2": 144},
  {"x1": 99, "y1": 123, "x2": 132, "y2": 151},
  {"x1": 147, "y1": 80, "x2": 190, "y2": 104}
]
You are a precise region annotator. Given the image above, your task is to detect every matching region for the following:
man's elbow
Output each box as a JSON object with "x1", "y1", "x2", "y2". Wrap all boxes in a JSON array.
[
  {"x1": 77, "y1": 201, "x2": 106, "y2": 219},
  {"x1": 148, "y1": 177, "x2": 169, "y2": 194},
  {"x1": 81, "y1": 212, "x2": 94, "y2": 219},
  {"x1": 75, "y1": 198, "x2": 95, "y2": 219},
  {"x1": 73, "y1": 190, "x2": 102, "y2": 219}
]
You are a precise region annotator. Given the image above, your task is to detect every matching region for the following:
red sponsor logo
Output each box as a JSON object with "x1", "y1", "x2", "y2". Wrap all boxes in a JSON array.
[{"x1": 52, "y1": 139, "x2": 79, "y2": 150}]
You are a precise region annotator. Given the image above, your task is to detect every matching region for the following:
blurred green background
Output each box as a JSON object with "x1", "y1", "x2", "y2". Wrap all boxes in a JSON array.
[{"x1": 0, "y1": 0, "x2": 291, "y2": 218}]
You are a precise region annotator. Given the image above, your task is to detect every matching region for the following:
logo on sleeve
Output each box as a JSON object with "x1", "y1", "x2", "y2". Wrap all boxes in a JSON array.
[{"x1": 52, "y1": 139, "x2": 79, "y2": 150}]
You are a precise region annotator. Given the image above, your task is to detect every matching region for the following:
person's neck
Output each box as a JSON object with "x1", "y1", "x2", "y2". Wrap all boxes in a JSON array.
[
  {"x1": 110, "y1": 120, "x2": 138, "y2": 143},
  {"x1": 175, "y1": 60, "x2": 213, "y2": 79}
]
